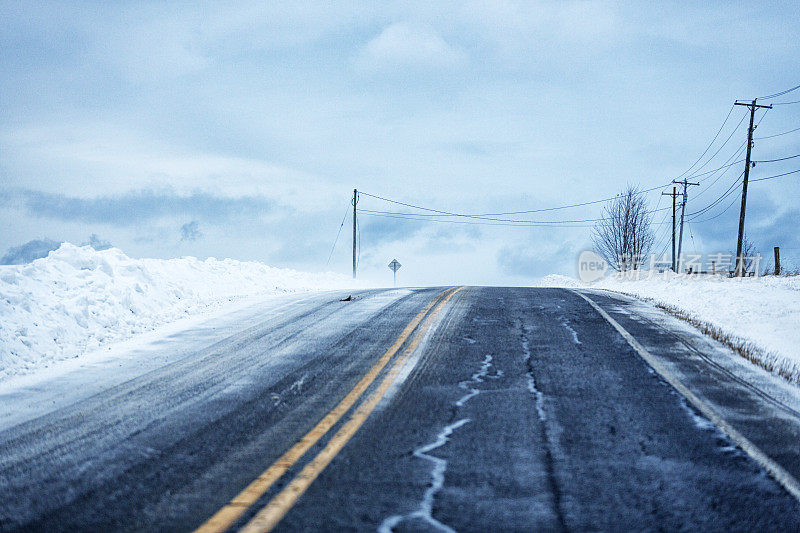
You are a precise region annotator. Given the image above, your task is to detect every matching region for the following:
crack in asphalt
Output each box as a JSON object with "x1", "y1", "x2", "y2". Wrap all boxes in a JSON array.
[
  {"x1": 378, "y1": 419, "x2": 471, "y2": 533},
  {"x1": 560, "y1": 317, "x2": 582, "y2": 345},
  {"x1": 455, "y1": 354, "x2": 503, "y2": 407},
  {"x1": 379, "y1": 352, "x2": 503, "y2": 532},
  {"x1": 521, "y1": 322, "x2": 567, "y2": 532}
]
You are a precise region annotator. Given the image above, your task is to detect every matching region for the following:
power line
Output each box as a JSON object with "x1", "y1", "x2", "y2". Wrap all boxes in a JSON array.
[
  {"x1": 358, "y1": 208, "x2": 606, "y2": 224},
  {"x1": 325, "y1": 203, "x2": 351, "y2": 266},
  {"x1": 358, "y1": 211, "x2": 601, "y2": 228},
  {"x1": 689, "y1": 109, "x2": 768, "y2": 209},
  {"x1": 359, "y1": 209, "x2": 675, "y2": 229},
  {"x1": 750, "y1": 168, "x2": 800, "y2": 183},
  {"x1": 692, "y1": 192, "x2": 742, "y2": 223},
  {"x1": 695, "y1": 161, "x2": 742, "y2": 204},
  {"x1": 687, "y1": 171, "x2": 744, "y2": 218},
  {"x1": 682, "y1": 110, "x2": 748, "y2": 179},
  {"x1": 772, "y1": 99, "x2": 800, "y2": 106},
  {"x1": 357, "y1": 103, "x2": 751, "y2": 222},
  {"x1": 687, "y1": 152, "x2": 745, "y2": 181},
  {"x1": 753, "y1": 153, "x2": 800, "y2": 163},
  {"x1": 758, "y1": 83, "x2": 800, "y2": 100},
  {"x1": 673, "y1": 104, "x2": 736, "y2": 181},
  {"x1": 691, "y1": 150, "x2": 745, "y2": 199},
  {"x1": 358, "y1": 206, "x2": 670, "y2": 225},
  {"x1": 359, "y1": 184, "x2": 671, "y2": 219},
  {"x1": 755, "y1": 126, "x2": 800, "y2": 140},
  {"x1": 688, "y1": 221, "x2": 698, "y2": 255}
]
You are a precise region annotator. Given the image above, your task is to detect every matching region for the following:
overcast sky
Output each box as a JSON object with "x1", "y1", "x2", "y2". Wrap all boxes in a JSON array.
[{"x1": 2, "y1": 1, "x2": 799, "y2": 285}]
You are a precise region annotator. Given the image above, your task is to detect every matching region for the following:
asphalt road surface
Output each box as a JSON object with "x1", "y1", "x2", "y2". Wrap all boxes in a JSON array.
[{"x1": 2, "y1": 287, "x2": 800, "y2": 532}]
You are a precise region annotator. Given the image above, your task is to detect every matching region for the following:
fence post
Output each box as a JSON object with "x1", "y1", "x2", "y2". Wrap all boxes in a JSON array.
[{"x1": 774, "y1": 246, "x2": 781, "y2": 276}]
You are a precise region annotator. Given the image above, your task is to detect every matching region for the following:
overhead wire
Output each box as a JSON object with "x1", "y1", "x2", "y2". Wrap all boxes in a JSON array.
[
  {"x1": 682, "y1": 110, "x2": 748, "y2": 179},
  {"x1": 325, "y1": 203, "x2": 351, "y2": 266},
  {"x1": 688, "y1": 138, "x2": 747, "y2": 201},
  {"x1": 758, "y1": 83, "x2": 800, "y2": 100},
  {"x1": 673, "y1": 104, "x2": 736, "y2": 181},
  {"x1": 359, "y1": 184, "x2": 672, "y2": 218},
  {"x1": 651, "y1": 206, "x2": 674, "y2": 259},
  {"x1": 351, "y1": 94, "x2": 793, "y2": 245},
  {"x1": 756, "y1": 126, "x2": 800, "y2": 140},
  {"x1": 684, "y1": 108, "x2": 769, "y2": 214},
  {"x1": 691, "y1": 193, "x2": 741, "y2": 223},
  {"x1": 357, "y1": 206, "x2": 670, "y2": 225},
  {"x1": 753, "y1": 153, "x2": 800, "y2": 163},
  {"x1": 750, "y1": 168, "x2": 800, "y2": 183},
  {"x1": 357, "y1": 101, "x2": 752, "y2": 226},
  {"x1": 358, "y1": 211, "x2": 602, "y2": 228},
  {"x1": 686, "y1": 171, "x2": 744, "y2": 219}
]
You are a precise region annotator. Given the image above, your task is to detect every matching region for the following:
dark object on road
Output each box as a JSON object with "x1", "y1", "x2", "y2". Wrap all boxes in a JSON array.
[{"x1": 340, "y1": 295, "x2": 353, "y2": 301}]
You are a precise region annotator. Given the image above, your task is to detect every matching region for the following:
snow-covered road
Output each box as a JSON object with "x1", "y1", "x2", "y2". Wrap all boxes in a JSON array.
[
  {"x1": 2, "y1": 287, "x2": 800, "y2": 531},
  {"x1": 539, "y1": 272, "x2": 800, "y2": 383}
]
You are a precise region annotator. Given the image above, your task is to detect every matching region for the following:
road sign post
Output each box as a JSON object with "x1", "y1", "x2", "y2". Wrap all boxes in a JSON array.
[{"x1": 388, "y1": 259, "x2": 401, "y2": 287}]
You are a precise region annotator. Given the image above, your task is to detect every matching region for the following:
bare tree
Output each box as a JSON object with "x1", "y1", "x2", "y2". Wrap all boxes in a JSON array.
[
  {"x1": 592, "y1": 185, "x2": 654, "y2": 271},
  {"x1": 734, "y1": 235, "x2": 757, "y2": 275}
]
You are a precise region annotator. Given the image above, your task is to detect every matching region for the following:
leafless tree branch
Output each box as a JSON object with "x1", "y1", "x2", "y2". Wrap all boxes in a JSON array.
[{"x1": 592, "y1": 185, "x2": 654, "y2": 271}]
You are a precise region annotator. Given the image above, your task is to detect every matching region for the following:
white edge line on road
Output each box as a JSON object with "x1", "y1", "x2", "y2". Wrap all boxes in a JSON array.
[{"x1": 570, "y1": 289, "x2": 800, "y2": 504}]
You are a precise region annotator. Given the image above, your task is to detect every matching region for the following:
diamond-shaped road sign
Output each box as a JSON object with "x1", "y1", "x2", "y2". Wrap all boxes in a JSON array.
[{"x1": 388, "y1": 259, "x2": 401, "y2": 287}]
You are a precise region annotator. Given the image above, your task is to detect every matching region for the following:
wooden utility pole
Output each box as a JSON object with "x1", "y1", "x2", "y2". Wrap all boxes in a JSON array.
[
  {"x1": 352, "y1": 189, "x2": 357, "y2": 279},
  {"x1": 662, "y1": 187, "x2": 679, "y2": 271},
  {"x1": 673, "y1": 179, "x2": 698, "y2": 273},
  {"x1": 733, "y1": 99, "x2": 772, "y2": 276},
  {"x1": 774, "y1": 246, "x2": 781, "y2": 276}
]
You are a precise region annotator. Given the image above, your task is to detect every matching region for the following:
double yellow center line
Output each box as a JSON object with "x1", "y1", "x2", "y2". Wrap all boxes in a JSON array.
[{"x1": 196, "y1": 286, "x2": 463, "y2": 533}]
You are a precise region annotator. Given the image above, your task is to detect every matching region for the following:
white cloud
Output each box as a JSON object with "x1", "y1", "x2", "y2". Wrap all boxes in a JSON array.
[
  {"x1": 355, "y1": 23, "x2": 467, "y2": 72},
  {"x1": 0, "y1": 123, "x2": 338, "y2": 208}
]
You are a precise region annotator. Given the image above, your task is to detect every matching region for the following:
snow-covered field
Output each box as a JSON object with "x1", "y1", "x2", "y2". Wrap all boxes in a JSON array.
[
  {"x1": 0, "y1": 243, "x2": 364, "y2": 379},
  {"x1": 539, "y1": 272, "x2": 800, "y2": 382}
]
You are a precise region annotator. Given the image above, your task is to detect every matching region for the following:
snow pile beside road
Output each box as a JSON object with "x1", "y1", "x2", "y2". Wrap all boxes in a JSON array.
[
  {"x1": 538, "y1": 271, "x2": 800, "y2": 381},
  {"x1": 0, "y1": 243, "x2": 363, "y2": 379},
  {"x1": 536, "y1": 274, "x2": 583, "y2": 288}
]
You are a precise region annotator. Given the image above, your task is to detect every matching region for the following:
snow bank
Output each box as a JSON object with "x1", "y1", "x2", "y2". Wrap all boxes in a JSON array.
[
  {"x1": 536, "y1": 274, "x2": 583, "y2": 288},
  {"x1": 0, "y1": 243, "x2": 364, "y2": 379},
  {"x1": 537, "y1": 271, "x2": 800, "y2": 381}
]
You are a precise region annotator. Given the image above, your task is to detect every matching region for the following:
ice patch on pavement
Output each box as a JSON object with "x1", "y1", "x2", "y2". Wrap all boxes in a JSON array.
[
  {"x1": 378, "y1": 419, "x2": 470, "y2": 533},
  {"x1": 675, "y1": 394, "x2": 743, "y2": 456},
  {"x1": 537, "y1": 271, "x2": 800, "y2": 384}
]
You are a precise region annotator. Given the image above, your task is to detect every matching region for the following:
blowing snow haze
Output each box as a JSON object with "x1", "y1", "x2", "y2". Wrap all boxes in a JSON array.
[{"x1": 2, "y1": 2, "x2": 799, "y2": 285}]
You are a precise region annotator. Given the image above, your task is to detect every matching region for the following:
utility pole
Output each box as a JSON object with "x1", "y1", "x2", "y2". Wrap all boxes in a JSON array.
[
  {"x1": 733, "y1": 99, "x2": 772, "y2": 276},
  {"x1": 352, "y1": 188, "x2": 357, "y2": 279},
  {"x1": 662, "y1": 187, "x2": 679, "y2": 271},
  {"x1": 673, "y1": 179, "x2": 698, "y2": 273}
]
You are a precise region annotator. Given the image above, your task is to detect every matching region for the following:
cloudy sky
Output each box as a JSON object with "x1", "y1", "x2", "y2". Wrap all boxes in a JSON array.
[{"x1": 1, "y1": 1, "x2": 799, "y2": 285}]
